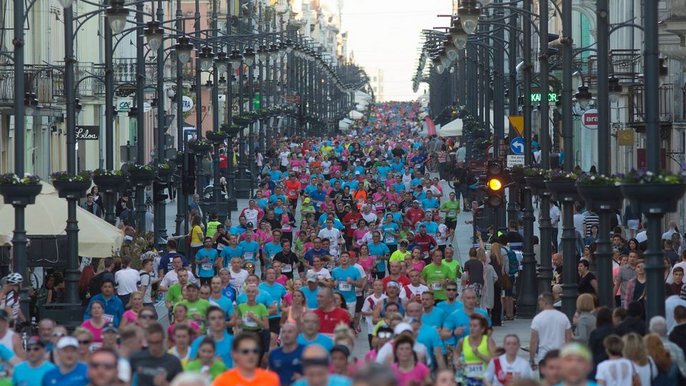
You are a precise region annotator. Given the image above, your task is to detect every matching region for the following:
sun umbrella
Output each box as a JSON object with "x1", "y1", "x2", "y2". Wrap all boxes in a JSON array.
[{"x1": 0, "y1": 182, "x2": 123, "y2": 257}]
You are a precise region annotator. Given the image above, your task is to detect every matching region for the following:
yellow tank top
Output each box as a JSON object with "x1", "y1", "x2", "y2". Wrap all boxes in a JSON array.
[
  {"x1": 462, "y1": 335, "x2": 489, "y2": 378},
  {"x1": 191, "y1": 225, "x2": 204, "y2": 244}
]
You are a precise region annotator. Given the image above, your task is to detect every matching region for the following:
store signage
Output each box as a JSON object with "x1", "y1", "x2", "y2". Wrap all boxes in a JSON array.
[
  {"x1": 582, "y1": 109, "x2": 599, "y2": 129},
  {"x1": 75, "y1": 125, "x2": 99, "y2": 140},
  {"x1": 530, "y1": 92, "x2": 559, "y2": 103}
]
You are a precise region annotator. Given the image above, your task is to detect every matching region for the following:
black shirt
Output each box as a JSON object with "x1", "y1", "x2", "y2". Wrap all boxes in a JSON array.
[
  {"x1": 578, "y1": 272, "x2": 596, "y2": 294},
  {"x1": 130, "y1": 349, "x2": 183, "y2": 386},
  {"x1": 669, "y1": 323, "x2": 686, "y2": 351},
  {"x1": 464, "y1": 259, "x2": 484, "y2": 285},
  {"x1": 273, "y1": 251, "x2": 301, "y2": 277}
]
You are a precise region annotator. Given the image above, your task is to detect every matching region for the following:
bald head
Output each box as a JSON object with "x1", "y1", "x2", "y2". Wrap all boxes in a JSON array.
[{"x1": 303, "y1": 344, "x2": 329, "y2": 361}]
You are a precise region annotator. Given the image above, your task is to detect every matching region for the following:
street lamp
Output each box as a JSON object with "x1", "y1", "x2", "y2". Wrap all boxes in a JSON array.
[
  {"x1": 215, "y1": 51, "x2": 228, "y2": 74},
  {"x1": 229, "y1": 49, "x2": 243, "y2": 68},
  {"x1": 458, "y1": 0, "x2": 481, "y2": 34},
  {"x1": 450, "y1": 18, "x2": 468, "y2": 50},
  {"x1": 143, "y1": 20, "x2": 163, "y2": 51},
  {"x1": 433, "y1": 56, "x2": 444, "y2": 74},
  {"x1": 257, "y1": 43, "x2": 269, "y2": 63},
  {"x1": 243, "y1": 46, "x2": 255, "y2": 67},
  {"x1": 175, "y1": 37, "x2": 193, "y2": 64},
  {"x1": 105, "y1": 0, "x2": 128, "y2": 34},
  {"x1": 575, "y1": 85, "x2": 593, "y2": 109},
  {"x1": 199, "y1": 46, "x2": 214, "y2": 71},
  {"x1": 608, "y1": 76, "x2": 622, "y2": 103}
]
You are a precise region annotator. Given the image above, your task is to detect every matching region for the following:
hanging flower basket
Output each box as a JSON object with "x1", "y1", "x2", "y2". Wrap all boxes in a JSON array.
[
  {"x1": 126, "y1": 164, "x2": 155, "y2": 186},
  {"x1": 232, "y1": 116, "x2": 252, "y2": 126},
  {"x1": 205, "y1": 131, "x2": 228, "y2": 144},
  {"x1": 0, "y1": 174, "x2": 42, "y2": 205},
  {"x1": 220, "y1": 123, "x2": 242, "y2": 137},
  {"x1": 576, "y1": 174, "x2": 623, "y2": 211},
  {"x1": 156, "y1": 162, "x2": 175, "y2": 181},
  {"x1": 545, "y1": 171, "x2": 579, "y2": 201},
  {"x1": 92, "y1": 170, "x2": 126, "y2": 192},
  {"x1": 619, "y1": 169, "x2": 686, "y2": 214},
  {"x1": 188, "y1": 139, "x2": 212, "y2": 153}
]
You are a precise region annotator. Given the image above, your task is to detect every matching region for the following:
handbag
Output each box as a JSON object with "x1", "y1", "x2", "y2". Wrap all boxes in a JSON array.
[
  {"x1": 631, "y1": 363, "x2": 641, "y2": 386},
  {"x1": 501, "y1": 273, "x2": 513, "y2": 290}
]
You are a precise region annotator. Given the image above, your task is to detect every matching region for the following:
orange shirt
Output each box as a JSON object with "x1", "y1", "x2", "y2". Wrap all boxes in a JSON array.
[{"x1": 213, "y1": 368, "x2": 280, "y2": 386}]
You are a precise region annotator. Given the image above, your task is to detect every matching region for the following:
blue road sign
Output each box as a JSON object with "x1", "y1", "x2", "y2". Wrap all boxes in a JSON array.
[{"x1": 510, "y1": 137, "x2": 524, "y2": 155}]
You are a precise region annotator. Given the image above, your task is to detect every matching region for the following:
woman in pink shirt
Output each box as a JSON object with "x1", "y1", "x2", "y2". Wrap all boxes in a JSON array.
[
  {"x1": 120, "y1": 291, "x2": 144, "y2": 329},
  {"x1": 81, "y1": 300, "x2": 107, "y2": 343},
  {"x1": 353, "y1": 219, "x2": 370, "y2": 251},
  {"x1": 392, "y1": 335, "x2": 431, "y2": 386},
  {"x1": 357, "y1": 244, "x2": 375, "y2": 281}
]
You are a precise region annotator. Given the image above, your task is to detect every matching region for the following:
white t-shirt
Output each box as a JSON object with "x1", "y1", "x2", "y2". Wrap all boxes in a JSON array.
[
  {"x1": 230, "y1": 269, "x2": 249, "y2": 291},
  {"x1": 361, "y1": 293, "x2": 387, "y2": 331},
  {"x1": 354, "y1": 263, "x2": 366, "y2": 296},
  {"x1": 633, "y1": 358, "x2": 657, "y2": 386},
  {"x1": 530, "y1": 309, "x2": 571, "y2": 362},
  {"x1": 318, "y1": 228, "x2": 341, "y2": 256},
  {"x1": 115, "y1": 267, "x2": 141, "y2": 296},
  {"x1": 279, "y1": 151, "x2": 290, "y2": 167},
  {"x1": 665, "y1": 295, "x2": 686, "y2": 333},
  {"x1": 160, "y1": 269, "x2": 198, "y2": 289},
  {"x1": 595, "y1": 358, "x2": 633, "y2": 386},
  {"x1": 321, "y1": 160, "x2": 332, "y2": 174},
  {"x1": 405, "y1": 283, "x2": 430, "y2": 302},
  {"x1": 483, "y1": 355, "x2": 535, "y2": 386},
  {"x1": 307, "y1": 268, "x2": 332, "y2": 282}
]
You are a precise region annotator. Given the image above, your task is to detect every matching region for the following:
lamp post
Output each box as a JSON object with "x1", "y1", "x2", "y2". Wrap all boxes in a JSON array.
[{"x1": 174, "y1": 4, "x2": 192, "y2": 241}]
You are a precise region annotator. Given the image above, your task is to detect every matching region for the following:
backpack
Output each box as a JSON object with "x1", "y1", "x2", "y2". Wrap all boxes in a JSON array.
[{"x1": 505, "y1": 247, "x2": 519, "y2": 275}]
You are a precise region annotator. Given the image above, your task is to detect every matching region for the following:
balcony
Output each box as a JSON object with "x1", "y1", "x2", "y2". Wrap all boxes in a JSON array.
[
  {"x1": 0, "y1": 64, "x2": 64, "y2": 107},
  {"x1": 627, "y1": 83, "x2": 674, "y2": 136}
]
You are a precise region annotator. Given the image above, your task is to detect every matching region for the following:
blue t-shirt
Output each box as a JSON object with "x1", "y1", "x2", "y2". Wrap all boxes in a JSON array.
[
  {"x1": 195, "y1": 248, "x2": 218, "y2": 278},
  {"x1": 268, "y1": 344, "x2": 305, "y2": 386},
  {"x1": 41, "y1": 362, "x2": 88, "y2": 386},
  {"x1": 237, "y1": 291, "x2": 275, "y2": 309},
  {"x1": 14, "y1": 360, "x2": 56, "y2": 386},
  {"x1": 416, "y1": 221, "x2": 439, "y2": 235},
  {"x1": 442, "y1": 308, "x2": 492, "y2": 346},
  {"x1": 238, "y1": 240, "x2": 260, "y2": 262},
  {"x1": 301, "y1": 286, "x2": 320, "y2": 309},
  {"x1": 381, "y1": 222, "x2": 399, "y2": 245},
  {"x1": 190, "y1": 332, "x2": 234, "y2": 367},
  {"x1": 259, "y1": 282, "x2": 287, "y2": 318},
  {"x1": 421, "y1": 307, "x2": 446, "y2": 328},
  {"x1": 264, "y1": 242, "x2": 283, "y2": 261},
  {"x1": 436, "y1": 300, "x2": 464, "y2": 317},
  {"x1": 257, "y1": 198, "x2": 269, "y2": 209},
  {"x1": 296, "y1": 333, "x2": 334, "y2": 351},
  {"x1": 368, "y1": 242, "x2": 390, "y2": 272},
  {"x1": 421, "y1": 197, "x2": 440, "y2": 210},
  {"x1": 222, "y1": 285, "x2": 237, "y2": 303},
  {"x1": 209, "y1": 295, "x2": 234, "y2": 318},
  {"x1": 391, "y1": 182, "x2": 406, "y2": 194},
  {"x1": 220, "y1": 245, "x2": 244, "y2": 267},
  {"x1": 229, "y1": 226, "x2": 246, "y2": 236},
  {"x1": 269, "y1": 194, "x2": 287, "y2": 205},
  {"x1": 293, "y1": 374, "x2": 352, "y2": 386},
  {"x1": 417, "y1": 324, "x2": 446, "y2": 364},
  {"x1": 331, "y1": 266, "x2": 361, "y2": 303}
]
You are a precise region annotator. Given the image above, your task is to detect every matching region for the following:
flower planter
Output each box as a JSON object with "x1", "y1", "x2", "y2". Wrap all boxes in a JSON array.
[
  {"x1": 221, "y1": 124, "x2": 242, "y2": 137},
  {"x1": 524, "y1": 176, "x2": 547, "y2": 193},
  {"x1": 577, "y1": 184, "x2": 623, "y2": 211},
  {"x1": 128, "y1": 170, "x2": 155, "y2": 187},
  {"x1": 92, "y1": 175, "x2": 127, "y2": 193},
  {"x1": 0, "y1": 184, "x2": 42, "y2": 205},
  {"x1": 188, "y1": 142, "x2": 211, "y2": 154},
  {"x1": 545, "y1": 178, "x2": 579, "y2": 202},
  {"x1": 156, "y1": 167, "x2": 174, "y2": 182},
  {"x1": 620, "y1": 183, "x2": 686, "y2": 215},
  {"x1": 205, "y1": 131, "x2": 227, "y2": 144},
  {"x1": 232, "y1": 116, "x2": 252, "y2": 126},
  {"x1": 53, "y1": 180, "x2": 92, "y2": 199}
]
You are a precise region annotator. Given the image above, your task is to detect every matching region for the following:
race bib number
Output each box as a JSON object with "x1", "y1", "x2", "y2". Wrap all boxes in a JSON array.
[
  {"x1": 351, "y1": 223, "x2": 358, "y2": 230},
  {"x1": 431, "y1": 282, "x2": 443, "y2": 291},
  {"x1": 282, "y1": 264, "x2": 293, "y2": 273},
  {"x1": 289, "y1": 190, "x2": 297, "y2": 196},
  {"x1": 104, "y1": 314, "x2": 114, "y2": 324},
  {"x1": 385, "y1": 235, "x2": 396, "y2": 244},
  {"x1": 282, "y1": 224, "x2": 292, "y2": 231},
  {"x1": 465, "y1": 363, "x2": 484, "y2": 378},
  {"x1": 339, "y1": 282, "x2": 352, "y2": 291},
  {"x1": 201, "y1": 262, "x2": 213, "y2": 271},
  {"x1": 448, "y1": 210, "x2": 457, "y2": 217},
  {"x1": 244, "y1": 252, "x2": 255, "y2": 262},
  {"x1": 242, "y1": 316, "x2": 257, "y2": 328}
]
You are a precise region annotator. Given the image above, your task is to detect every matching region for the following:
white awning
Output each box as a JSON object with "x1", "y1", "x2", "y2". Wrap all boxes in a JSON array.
[{"x1": 439, "y1": 117, "x2": 463, "y2": 137}]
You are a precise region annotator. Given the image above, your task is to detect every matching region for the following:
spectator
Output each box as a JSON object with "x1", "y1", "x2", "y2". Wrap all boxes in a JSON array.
[
  {"x1": 622, "y1": 332, "x2": 657, "y2": 386},
  {"x1": 529, "y1": 293, "x2": 572, "y2": 366},
  {"x1": 670, "y1": 305, "x2": 686, "y2": 349}
]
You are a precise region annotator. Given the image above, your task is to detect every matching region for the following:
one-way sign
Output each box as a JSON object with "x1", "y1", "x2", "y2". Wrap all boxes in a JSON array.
[{"x1": 510, "y1": 137, "x2": 525, "y2": 155}]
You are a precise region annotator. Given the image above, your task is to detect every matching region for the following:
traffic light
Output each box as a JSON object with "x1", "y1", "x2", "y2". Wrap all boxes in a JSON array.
[
  {"x1": 153, "y1": 179, "x2": 168, "y2": 204},
  {"x1": 485, "y1": 160, "x2": 505, "y2": 207}
]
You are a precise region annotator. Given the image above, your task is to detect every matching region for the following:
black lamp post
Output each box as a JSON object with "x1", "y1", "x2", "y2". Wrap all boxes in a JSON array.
[{"x1": 174, "y1": 30, "x2": 194, "y2": 241}]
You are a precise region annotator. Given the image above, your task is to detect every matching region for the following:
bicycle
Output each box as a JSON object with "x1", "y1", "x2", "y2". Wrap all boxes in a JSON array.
[{"x1": 16, "y1": 317, "x2": 38, "y2": 351}]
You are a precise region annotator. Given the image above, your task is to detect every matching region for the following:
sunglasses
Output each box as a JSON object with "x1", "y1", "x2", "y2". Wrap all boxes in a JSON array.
[
  {"x1": 52, "y1": 333, "x2": 65, "y2": 338},
  {"x1": 139, "y1": 314, "x2": 155, "y2": 320},
  {"x1": 238, "y1": 348, "x2": 260, "y2": 355},
  {"x1": 89, "y1": 362, "x2": 117, "y2": 370},
  {"x1": 446, "y1": 288, "x2": 458, "y2": 291},
  {"x1": 377, "y1": 332, "x2": 392, "y2": 339},
  {"x1": 78, "y1": 340, "x2": 92, "y2": 345}
]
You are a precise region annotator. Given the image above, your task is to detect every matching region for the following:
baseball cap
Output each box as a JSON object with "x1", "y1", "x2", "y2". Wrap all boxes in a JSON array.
[
  {"x1": 393, "y1": 322, "x2": 413, "y2": 335},
  {"x1": 386, "y1": 280, "x2": 401, "y2": 289},
  {"x1": 304, "y1": 197, "x2": 311, "y2": 204},
  {"x1": 57, "y1": 336, "x2": 79, "y2": 349},
  {"x1": 306, "y1": 273, "x2": 318, "y2": 283},
  {"x1": 103, "y1": 324, "x2": 118, "y2": 334},
  {"x1": 26, "y1": 336, "x2": 44, "y2": 348},
  {"x1": 186, "y1": 282, "x2": 200, "y2": 289}
]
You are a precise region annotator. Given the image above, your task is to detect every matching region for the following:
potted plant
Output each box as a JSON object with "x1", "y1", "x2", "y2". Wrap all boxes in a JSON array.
[
  {"x1": 232, "y1": 114, "x2": 251, "y2": 126},
  {"x1": 545, "y1": 169, "x2": 579, "y2": 201},
  {"x1": 205, "y1": 130, "x2": 228, "y2": 144},
  {"x1": 188, "y1": 139, "x2": 211, "y2": 153},
  {"x1": 220, "y1": 123, "x2": 241, "y2": 137},
  {"x1": 0, "y1": 173, "x2": 42, "y2": 205},
  {"x1": 92, "y1": 169, "x2": 126, "y2": 192},
  {"x1": 523, "y1": 168, "x2": 547, "y2": 192},
  {"x1": 156, "y1": 161, "x2": 175, "y2": 181},
  {"x1": 126, "y1": 163, "x2": 155, "y2": 186},
  {"x1": 620, "y1": 169, "x2": 686, "y2": 214},
  {"x1": 51, "y1": 170, "x2": 92, "y2": 199},
  {"x1": 576, "y1": 173, "x2": 623, "y2": 211}
]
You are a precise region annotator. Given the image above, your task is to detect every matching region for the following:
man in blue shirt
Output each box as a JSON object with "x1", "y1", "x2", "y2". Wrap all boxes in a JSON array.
[
  {"x1": 259, "y1": 268, "x2": 288, "y2": 337},
  {"x1": 13, "y1": 336, "x2": 53, "y2": 386},
  {"x1": 268, "y1": 323, "x2": 305, "y2": 386},
  {"x1": 84, "y1": 279, "x2": 124, "y2": 326},
  {"x1": 41, "y1": 337, "x2": 88, "y2": 386},
  {"x1": 303, "y1": 238, "x2": 328, "y2": 267},
  {"x1": 190, "y1": 306, "x2": 234, "y2": 367},
  {"x1": 368, "y1": 232, "x2": 391, "y2": 278},
  {"x1": 331, "y1": 252, "x2": 363, "y2": 317},
  {"x1": 301, "y1": 275, "x2": 321, "y2": 309},
  {"x1": 195, "y1": 237, "x2": 219, "y2": 285},
  {"x1": 297, "y1": 311, "x2": 334, "y2": 351}
]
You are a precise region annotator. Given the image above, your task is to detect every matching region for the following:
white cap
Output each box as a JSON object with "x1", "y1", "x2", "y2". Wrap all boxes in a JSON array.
[{"x1": 393, "y1": 322, "x2": 413, "y2": 335}]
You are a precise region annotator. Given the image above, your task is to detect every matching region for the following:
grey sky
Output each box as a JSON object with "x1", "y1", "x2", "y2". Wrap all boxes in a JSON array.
[{"x1": 340, "y1": 0, "x2": 452, "y2": 101}]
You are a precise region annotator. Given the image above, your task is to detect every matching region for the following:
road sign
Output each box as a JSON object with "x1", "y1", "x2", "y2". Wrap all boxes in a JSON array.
[
  {"x1": 182, "y1": 96, "x2": 194, "y2": 112},
  {"x1": 582, "y1": 109, "x2": 599, "y2": 129},
  {"x1": 510, "y1": 137, "x2": 525, "y2": 155},
  {"x1": 507, "y1": 155, "x2": 525, "y2": 167},
  {"x1": 508, "y1": 115, "x2": 524, "y2": 136}
]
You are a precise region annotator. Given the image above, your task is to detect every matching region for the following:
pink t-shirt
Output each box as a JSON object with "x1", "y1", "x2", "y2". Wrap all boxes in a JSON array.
[
  {"x1": 392, "y1": 362, "x2": 430, "y2": 386},
  {"x1": 411, "y1": 261, "x2": 426, "y2": 273},
  {"x1": 358, "y1": 256, "x2": 375, "y2": 277},
  {"x1": 167, "y1": 322, "x2": 201, "y2": 344},
  {"x1": 276, "y1": 274, "x2": 288, "y2": 286},
  {"x1": 123, "y1": 310, "x2": 138, "y2": 324},
  {"x1": 81, "y1": 320, "x2": 104, "y2": 343}
]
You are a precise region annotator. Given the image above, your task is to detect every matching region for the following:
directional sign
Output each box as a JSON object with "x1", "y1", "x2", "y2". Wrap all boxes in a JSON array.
[
  {"x1": 582, "y1": 109, "x2": 599, "y2": 129},
  {"x1": 508, "y1": 115, "x2": 524, "y2": 137},
  {"x1": 507, "y1": 155, "x2": 525, "y2": 167},
  {"x1": 510, "y1": 137, "x2": 525, "y2": 155}
]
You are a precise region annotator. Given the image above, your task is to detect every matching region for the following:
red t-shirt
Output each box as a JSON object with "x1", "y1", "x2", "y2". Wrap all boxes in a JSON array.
[
  {"x1": 314, "y1": 307, "x2": 351, "y2": 334},
  {"x1": 382, "y1": 275, "x2": 411, "y2": 288}
]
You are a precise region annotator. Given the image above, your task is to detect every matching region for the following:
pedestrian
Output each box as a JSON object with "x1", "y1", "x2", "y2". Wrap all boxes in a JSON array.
[{"x1": 529, "y1": 293, "x2": 572, "y2": 367}]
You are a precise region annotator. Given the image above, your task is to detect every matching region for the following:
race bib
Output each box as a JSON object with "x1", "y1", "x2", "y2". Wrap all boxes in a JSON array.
[
  {"x1": 339, "y1": 282, "x2": 352, "y2": 291},
  {"x1": 244, "y1": 252, "x2": 255, "y2": 261},
  {"x1": 448, "y1": 210, "x2": 457, "y2": 217},
  {"x1": 201, "y1": 262, "x2": 213, "y2": 271},
  {"x1": 351, "y1": 223, "x2": 358, "y2": 229},
  {"x1": 282, "y1": 264, "x2": 293, "y2": 273},
  {"x1": 289, "y1": 190, "x2": 297, "y2": 196},
  {"x1": 465, "y1": 363, "x2": 484, "y2": 378},
  {"x1": 385, "y1": 235, "x2": 396, "y2": 244},
  {"x1": 431, "y1": 282, "x2": 443, "y2": 291},
  {"x1": 104, "y1": 314, "x2": 114, "y2": 324},
  {"x1": 282, "y1": 224, "x2": 292, "y2": 231},
  {"x1": 242, "y1": 316, "x2": 257, "y2": 328}
]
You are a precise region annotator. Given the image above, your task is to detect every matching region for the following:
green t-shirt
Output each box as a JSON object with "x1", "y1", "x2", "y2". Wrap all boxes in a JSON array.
[
  {"x1": 442, "y1": 259, "x2": 462, "y2": 278},
  {"x1": 237, "y1": 303, "x2": 269, "y2": 331},
  {"x1": 421, "y1": 263, "x2": 456, "y2": 300},
  {"x1": 177, "y1": 299, "x2": 211, "y2": 320},
  {"x1": 184, "y1": 359, "x2": 227, "y2": 380},
  {"x1": 441, "y1": 200, "x2": 460, "y2": 219},
  {"x1": 166, "y1": 283, "x2": 183, "y2": 305},
  {"x1": 389, "y1": 249, "x2": 411, "y2": 263}
]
